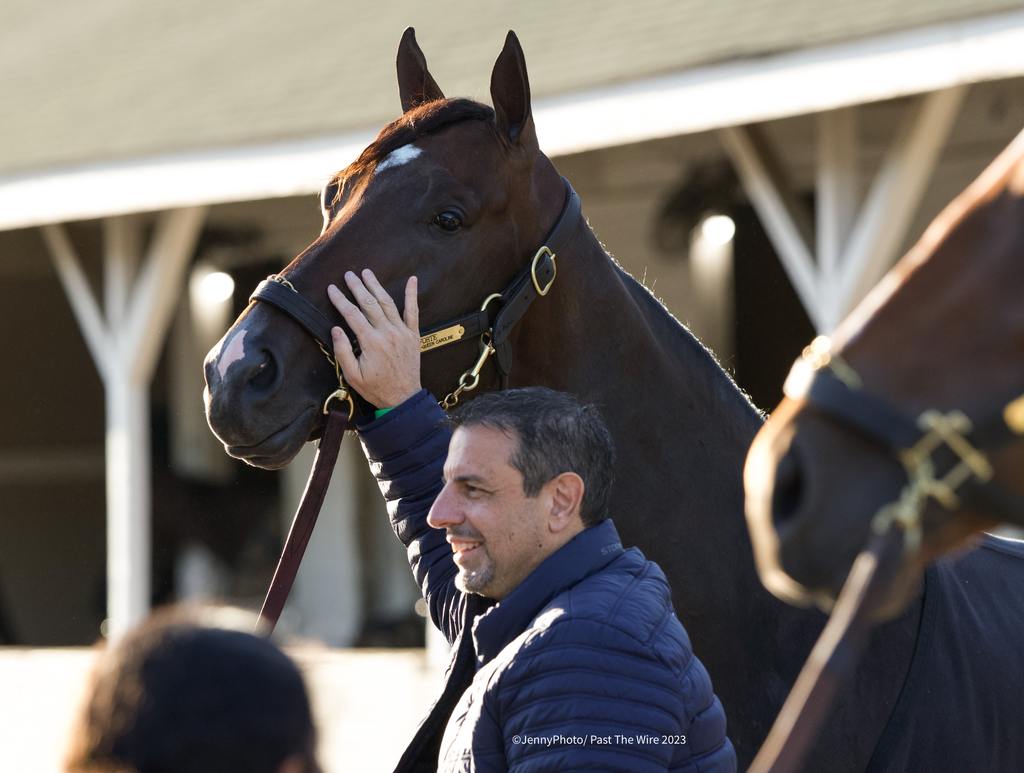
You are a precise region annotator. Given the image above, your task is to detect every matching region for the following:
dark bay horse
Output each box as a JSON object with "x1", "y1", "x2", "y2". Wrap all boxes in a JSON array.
[
  {"x1": 745, "y1": 130, "x2": 1024, "y2": 768},
  {"x1": 205, "y1": 29, "x2": 935, "y2": 769}
]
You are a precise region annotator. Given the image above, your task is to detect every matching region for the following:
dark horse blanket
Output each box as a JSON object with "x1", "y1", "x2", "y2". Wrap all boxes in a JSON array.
[{"x1": 867, "y1": 534, "x2": 1024, "y2": 772}]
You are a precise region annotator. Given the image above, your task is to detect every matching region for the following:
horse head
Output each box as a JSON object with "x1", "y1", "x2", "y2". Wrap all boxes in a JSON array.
[
  {"x1": 204, "y1": 29, "x2": 566, "y2": 468},
  {"x1": 744, "y1": 129, "x2": 1024, "y2": 619}
]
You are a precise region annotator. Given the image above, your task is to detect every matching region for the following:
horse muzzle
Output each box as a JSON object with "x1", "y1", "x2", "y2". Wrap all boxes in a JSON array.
[
  {"x1": 744, "y1": 400, "x2": 913, "y2": 615},
  {"x1": 203, "y1": 318, "x2": 322, "y2": 468}
]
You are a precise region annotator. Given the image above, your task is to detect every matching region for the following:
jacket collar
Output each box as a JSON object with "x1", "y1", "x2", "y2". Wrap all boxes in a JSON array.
[{"x1": 471, "y1": 518, "x2": 624, "y2": 668}]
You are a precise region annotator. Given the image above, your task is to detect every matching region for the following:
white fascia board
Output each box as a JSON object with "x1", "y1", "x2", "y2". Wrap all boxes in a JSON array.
[
  {"x1": 536, "y1": 9, "x2": 1024, "y2": 155},
  {"x1": 0, "y1": 131, "x2": 378, "y2": 231},
  {"x1": 1, "y1": 8, "x2": 1023, "y2": 231}
]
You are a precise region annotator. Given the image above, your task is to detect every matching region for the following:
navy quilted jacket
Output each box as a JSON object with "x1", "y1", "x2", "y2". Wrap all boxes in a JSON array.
[{"x1": 359, "y1": 389, "x2": 736, "y2": 773}]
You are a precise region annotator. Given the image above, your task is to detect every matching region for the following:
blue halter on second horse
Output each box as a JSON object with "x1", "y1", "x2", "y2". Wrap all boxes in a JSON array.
[{"x1": 786, "y1": 335, "x2": 1024, "y2": 551}]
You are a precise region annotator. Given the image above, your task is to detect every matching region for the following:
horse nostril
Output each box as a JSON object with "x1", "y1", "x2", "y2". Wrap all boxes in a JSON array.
[
  {"x1": 772, "y1": 447, "x2": 806, "y2": 530},
  {"x1": 246, "y1": 349, "x2": 279, "y2": 392}
]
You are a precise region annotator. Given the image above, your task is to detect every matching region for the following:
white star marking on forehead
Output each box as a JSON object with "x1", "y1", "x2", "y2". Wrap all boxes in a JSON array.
[{"x1": 375, "y1": 144, "x2": 422, "y2": 173}]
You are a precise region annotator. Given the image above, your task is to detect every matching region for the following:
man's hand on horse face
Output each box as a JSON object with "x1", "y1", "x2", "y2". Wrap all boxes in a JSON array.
[{"x1": 327, "y1": 269, "x2": 421, "y2": 409}]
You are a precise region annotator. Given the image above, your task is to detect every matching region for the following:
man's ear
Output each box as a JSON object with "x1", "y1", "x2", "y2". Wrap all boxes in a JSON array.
[
  {"x1": 489, "y1": 30, "x2": 537, "y2": 150},
  {"x1": 396, "y1": 27, "x2": 445, "y2": 112},
  {"x1": 547, "y1": 472, "x2": 585, "y2": 532}
]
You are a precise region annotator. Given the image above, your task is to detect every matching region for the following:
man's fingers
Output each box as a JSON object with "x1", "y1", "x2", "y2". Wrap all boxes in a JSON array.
[
  {"x1": 331, "y1": 326, "x2": 362, "y2": 385},
  {"x1": 361, "y1": 269, "x2": 403, "y2": 326},
  {"x1": 325, "y1": 274, "x2": 422, "y2": 409},
  {"x1": 328, "y1": 284, "x2": 374, "y2": 340},
  {"x1": 344, "y1": 271, "x2": 387, "y2": 325},
  {"x1": 404, "y1": 276, "x2": 419, "y2": 333}
]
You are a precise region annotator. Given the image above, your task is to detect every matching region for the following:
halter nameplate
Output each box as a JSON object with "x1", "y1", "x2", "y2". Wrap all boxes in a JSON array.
[{"x1": 420, "y1": 324, "x2": 466, "y2": 352}]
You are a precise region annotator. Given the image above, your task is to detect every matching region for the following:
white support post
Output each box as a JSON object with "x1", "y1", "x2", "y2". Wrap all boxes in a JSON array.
[
  {"x1": 44, "y1": 207, "x2": 206, "y2": 640},
  {"x1": 105, "y1": 379, "x2": 151, "y2": 636},
  {"x1": 815, "y1": 108, "x2": 859, "y2": 330},
  {"x1": 41, "y1": 224, "x2": 111, "y2": 381},
  {"x1": 125, "y1": 208, "x2": 207, "y2": 384},
  {"x1": 103, "y1": 216, "x2": 140, "y2": 330},
  {"x1": 719, "y1": 125, "x2": 824, "y2": 331},
  {"x1": 835, "y1": 86, "x2": 966, "y2": 316}
]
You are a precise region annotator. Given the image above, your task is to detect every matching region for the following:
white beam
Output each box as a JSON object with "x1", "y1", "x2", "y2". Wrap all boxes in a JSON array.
[
  {"x1": 719, "y1": 125, "x2": 824, "y2": 331},
  {"x1": 108, "y1": 207, "x2": 205, "y2": 637},
  {"x1": 1, "y1": 10, "x2": 1023, "y2": 231},
  {"x1": 103, "y1": 216, "x2": 140, "y2": 330},
  {"x1": 124, "y1": 207, "x2": 207, "y2": 383},
  {"x1": 835, "y1": 87, "x2": 967, "y2": 316},
  {"x1": 816, "y1": 108, "x2": 860, "y2": 332},
  {"x1": 816, "y1": 109, "x2": 859, "y2": 294},
  {"x1": 44, "y1": 209, "x2": 205, "y2": 640},
  {"x1": 41, "y1": 224, "x2": 110, "y2": 381}
]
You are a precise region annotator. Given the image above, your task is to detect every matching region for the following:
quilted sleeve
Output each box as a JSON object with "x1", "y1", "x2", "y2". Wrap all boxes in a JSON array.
[{"x1": 357, "y1": 389, "x2": 470, "y2": 644}]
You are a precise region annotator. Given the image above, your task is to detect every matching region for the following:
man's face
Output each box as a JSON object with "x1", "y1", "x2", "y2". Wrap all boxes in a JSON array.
[{"x1": 427, "y1": 425, "x2": 550, "y2": 600}]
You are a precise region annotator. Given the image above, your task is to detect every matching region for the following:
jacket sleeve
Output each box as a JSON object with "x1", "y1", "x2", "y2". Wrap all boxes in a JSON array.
[
  {"x1": 357, "y1": 389, "x2": 479, "y2": 644},
  {"x1": 495, "y1": 618, "x2": 736, "y2": 773}
]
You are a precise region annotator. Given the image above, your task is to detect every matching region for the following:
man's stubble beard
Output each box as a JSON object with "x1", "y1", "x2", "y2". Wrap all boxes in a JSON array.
[{"x1": 455, "y1": 552, "x2": 496, "y2": 596}]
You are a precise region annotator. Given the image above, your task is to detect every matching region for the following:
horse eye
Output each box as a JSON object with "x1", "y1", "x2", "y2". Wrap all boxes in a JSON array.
[{"x1": 433, "y1": 211, "x2": 463, "y2": 232}]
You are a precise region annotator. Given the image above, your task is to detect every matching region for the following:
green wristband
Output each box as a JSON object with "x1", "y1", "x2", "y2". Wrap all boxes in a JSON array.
[{"x1": 374, "y1": 406, "x2": 395, "y2": 419}]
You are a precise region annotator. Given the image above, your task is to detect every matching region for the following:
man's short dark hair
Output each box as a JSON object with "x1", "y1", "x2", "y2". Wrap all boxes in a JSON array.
[
  {"x1": 65, "y1": 607, "x2": 319, "y2": 773},
  {"x1": 450, "y1": 387, "x2": 616, "y2": 526}
]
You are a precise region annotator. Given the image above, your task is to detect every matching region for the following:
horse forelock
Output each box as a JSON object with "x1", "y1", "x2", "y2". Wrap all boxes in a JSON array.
[{"x1": 330, "y1": 98, "x2": 497, "y2": 205}]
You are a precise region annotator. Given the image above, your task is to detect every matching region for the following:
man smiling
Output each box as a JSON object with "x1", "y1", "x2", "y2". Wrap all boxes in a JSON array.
[
  {"x1": 329, "y1": 269, "x2": 735, "y2": 772},
  {"x1": 432, "y1": 395, "x2": 601, "y2": 602}
]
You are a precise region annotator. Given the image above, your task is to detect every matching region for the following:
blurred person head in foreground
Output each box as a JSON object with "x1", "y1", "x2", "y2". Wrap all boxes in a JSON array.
[{"x1": 64, "y1": 606, "x2": 320, "y2": 773}]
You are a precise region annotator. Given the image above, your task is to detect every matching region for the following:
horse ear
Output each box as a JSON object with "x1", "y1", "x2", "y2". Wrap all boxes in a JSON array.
[
  {"x1": 396, "y1": 27, "x2": 445, "y2": 112},
  {"x1": 489, "y1": 30, "x2": 536, "y2": 149}
]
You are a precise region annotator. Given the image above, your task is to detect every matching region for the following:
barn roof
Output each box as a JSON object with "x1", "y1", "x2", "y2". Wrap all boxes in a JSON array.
[{"x1": 4, "y1": 0, "x2": 1022, "y2": 176}]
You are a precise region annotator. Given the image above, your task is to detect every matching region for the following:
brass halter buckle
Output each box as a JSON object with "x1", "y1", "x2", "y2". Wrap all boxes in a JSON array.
[
  {"x1": 323, "y1": 386, "x2": 355, "y2": 419},
  {"x1": 320, "y1": 331, "x2": 355, "y2": 419},
  {"x1": 1005, "y1": 395, "x2": 1024, "y2": 435},
  {"x1": 270, "y1": 273, "x2": 297, "y2": 292},
  {"x1": 872, "y1": 410, "x2": 994, "y2": 552},
  {"x1": 531, "y1": 246, "x2": 557, "y2": 297},
  {"x1": 796, "y1": 336, "x2": 862, "y2": 391},
  {"x1": 438, "y1": 248, "x2": 556, "y2": 410}
]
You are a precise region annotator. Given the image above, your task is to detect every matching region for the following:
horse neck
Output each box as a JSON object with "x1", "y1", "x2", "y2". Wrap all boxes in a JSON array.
[{"x1": 510, "y1": 220, "x2": 772, "y2": 616}]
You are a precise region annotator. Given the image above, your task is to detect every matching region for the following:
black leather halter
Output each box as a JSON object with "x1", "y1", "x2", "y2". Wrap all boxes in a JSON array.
[
  {"x1": 249, "y1": 177, "x2": 582, "y2": 633},
  {"x1": 249, "y1": 177, "x2": 582, "y2": 413},
  {"x1": 785, "y1": 336, "x2": 1024, "y2": 546}
]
